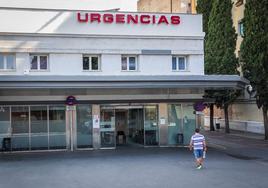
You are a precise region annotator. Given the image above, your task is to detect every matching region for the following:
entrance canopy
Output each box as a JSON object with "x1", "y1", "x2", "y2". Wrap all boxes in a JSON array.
[{"x1": 0, "y1": 75, "x2": 249, "y2": 89}]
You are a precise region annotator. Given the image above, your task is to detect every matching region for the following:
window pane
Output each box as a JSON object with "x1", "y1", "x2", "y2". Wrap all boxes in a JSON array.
[
  {"x1": 129, "y1": 57, "x2": 136, "y2": 70},
  {"x1": 40, "y1": 56, "x2": 48, "y2": 70},
  {"x1": 91, "y1": 57, "x2": 99, "y2": 70},
  {"x1": 30, "y1": 106, "x2": 48, "y2": 150},
  {"x1": 77, "y1": 105, "x2": 93, "y2": 148},
  {"x1": 30, "y1": 56, "x2": 38, "y2": 70},
  {"x1": 0, "y1": 55, "x2": 4, "y2": 69},
  {"x1": 49, "y1": 106, "x2": 66, "y2": 149},
  {"x1": 31, "y1": 106, "x2": 48, "y2": 133},
  {"x1": 11, "y1": 106, "x2": 29, "y2": 134},
  {"x1": 144, "y1": 106, "x2": 158, "y2": 146},
  {"x1": 83, "y1": 57, "x2": 89, "y2": 70},
  {"x1": 172, "y1": 57, "x2": 177, "y2": 70},
  {"x1": 0, "y1": 107, "x2": 10, "y2": 134},
  {"x1": 6, "y1": 55, "x2": 15, "y2": 69},
  {"x1": 121, "y1": 57, "x2": 127, "y2": 70},
  {"x1": 11, "y1": 106, "x2": 29, "y2": 151},
  {"x1": 178, "y1": 57, "x2": 186, "y2": 70}
]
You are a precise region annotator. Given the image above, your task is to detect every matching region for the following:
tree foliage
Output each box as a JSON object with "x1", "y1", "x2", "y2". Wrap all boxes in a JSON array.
[
  {"x1": 205, "y1": 0, "x2": 238, "y2": 75},
  {"x1": 241, "y1": 0, "x2": 268, "y2": 139},
  {"x1": 196, "y1": 0, "x2": 213, "y2": 36},
  {"x1": 204, "y1": 0, "x2": 239, "y2": 133}
]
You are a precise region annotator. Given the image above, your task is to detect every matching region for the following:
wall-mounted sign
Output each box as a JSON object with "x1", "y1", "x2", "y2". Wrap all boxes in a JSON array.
[
  {"x1": 194, "y1": 102, "x2": 206, "y2": 111},
  {"x1": 93, "y1": 115, "x2": 100, "y2": 128},
  {"x1": 65, "y1": 96, "x2": 77, "y2": 106},
  {"x1": 77, "y1": 12, "x2": 180, "y2": 25},
  {"x1": 160, "y1": 117, "x2": 166, "y2": 125}
]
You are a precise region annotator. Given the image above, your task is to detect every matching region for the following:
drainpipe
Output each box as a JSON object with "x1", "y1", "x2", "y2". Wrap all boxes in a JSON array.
[{"x1": 171, "y1": 0, "x2": 173, "y2": 13}]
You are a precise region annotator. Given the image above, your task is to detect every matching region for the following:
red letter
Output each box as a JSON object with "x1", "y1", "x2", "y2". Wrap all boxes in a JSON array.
[
  {"x1": 127, "y1": 15, "x2": 138, "y2": 24},
  {"x1": 171, "y1": 16, "x2": 180, "y2": 25},
  {"x1": 158, "y1": 15, "x2": 169, "y2": 25},
  {"x1": 140, "y1": 15, "x2": 151, "y2": 24},
  {"x1": 103, "y1": 14, "x2": 114, "y2": 23},
  {"x1": 90, "y1": 13, "x2": 101, "y2": 23},
  {"x1": 77, "y1": 12, "x2": 88, "y2": 22},
  {"x1": 116, "y1": 14, "x2": 125, "y2": 23},
  {"x1": 152, "y1": 15, "x2": 156, "y2": 24}
]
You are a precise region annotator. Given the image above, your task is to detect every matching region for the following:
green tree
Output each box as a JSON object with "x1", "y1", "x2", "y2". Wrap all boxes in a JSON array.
[
  {"x1": 241, "y1": 0, "x2": 268, "y2": 139},
  {"x1": 197, "y1": 0, "x2": 215, "y2": 131},
  {"x1": 205, "y1": 0, "x2": 239, "y2": 133},
  {"x1": 196, "y1": 0, "x2": 213, "y2": 36}
]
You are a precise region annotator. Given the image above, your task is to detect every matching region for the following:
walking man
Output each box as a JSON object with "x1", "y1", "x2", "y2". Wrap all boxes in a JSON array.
[{"x1": 189, "y1": 128, "x2": 207, "y2": 169}]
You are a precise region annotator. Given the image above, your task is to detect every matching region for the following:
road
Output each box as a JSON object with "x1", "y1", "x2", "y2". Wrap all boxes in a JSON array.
[{"x1": 0, "y1": 147, "x2": 267, "y2": 188}]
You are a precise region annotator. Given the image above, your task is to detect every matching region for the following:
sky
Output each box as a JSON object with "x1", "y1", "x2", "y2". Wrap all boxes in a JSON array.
[{"x1": 0, "y1": 0, "x2": 138, "y2": 11}]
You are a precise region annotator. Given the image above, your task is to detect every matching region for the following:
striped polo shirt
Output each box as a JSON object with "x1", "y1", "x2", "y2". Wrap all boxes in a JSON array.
[{"x1": 191, "y1": 133, "x2": 205, "y2": 150}]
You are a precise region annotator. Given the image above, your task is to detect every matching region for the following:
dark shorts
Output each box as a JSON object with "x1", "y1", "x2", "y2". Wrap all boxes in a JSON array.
[{"x1": 193, "y1": 149, "x2": 203, "y2": 159}]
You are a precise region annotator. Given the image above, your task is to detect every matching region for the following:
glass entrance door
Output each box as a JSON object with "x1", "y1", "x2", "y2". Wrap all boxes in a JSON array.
[
  {"x1": 76, "y1": 105, "x2": 93, "y2": 149},
  {"x1": 128, "y1": 108, "x2": 144, "y2": 146},
  {"x1": 100, "y1": 108, "x2": 115, "y2": 148},
  {"x1": 144, "y1": 105, "x2": 159, "y2": 146}
]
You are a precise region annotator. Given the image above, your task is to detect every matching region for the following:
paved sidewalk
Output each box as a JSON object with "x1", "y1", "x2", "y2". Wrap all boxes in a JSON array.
[{"x1": 203, "y1": 129, "x2": 268, "y2": 161}]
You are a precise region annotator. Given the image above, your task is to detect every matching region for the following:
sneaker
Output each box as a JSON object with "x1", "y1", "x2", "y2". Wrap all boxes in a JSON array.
[{"x1": 196, "y1": 165, "x2": 202, "y2": 170}]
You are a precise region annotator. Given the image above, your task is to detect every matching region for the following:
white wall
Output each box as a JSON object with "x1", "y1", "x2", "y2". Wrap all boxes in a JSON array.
[
  {"x1": 0, "y1": 9, "x2": 204, "y2": 76},
  {"x1": 0, "y1": 35, "x2": 204, "y2": 76},
  {"x1": 0, "y1": 9, "x2": 204, "y2": 37}
]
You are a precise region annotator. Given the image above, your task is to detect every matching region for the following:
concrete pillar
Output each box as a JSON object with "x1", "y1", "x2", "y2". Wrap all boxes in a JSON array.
[
  {"x1": 92, "y1": 104, "x2": 100, "y2": 149},
  {"x1": 158, "y1": 103, "x2": 168, "y2": 146}
]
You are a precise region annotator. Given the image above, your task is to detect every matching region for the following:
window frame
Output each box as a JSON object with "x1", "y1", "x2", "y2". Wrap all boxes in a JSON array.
[
  {"x1": 82, "y1": 55, "x2": 101, "y2": 71},
  {"x1": 29, "y1": 54, "x2": 49, "y2": 71},
  {"x1": 121, "y1": 55, "x2": 138, "y2": 72},
  {"x1": 172, "y1": 56, "x2": 188, "y2": 71},
  {"x1": 0, "y1": 53, "x2": 16, "y2": 71}
]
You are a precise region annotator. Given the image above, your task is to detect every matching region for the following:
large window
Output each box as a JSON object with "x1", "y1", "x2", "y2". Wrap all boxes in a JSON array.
[
  {"x1": 172, "y1": 56, "x2": 187, "y2": 71},
  {"x1": 83, "y1": 55, "x2": 100, "y2": 71},
  {"x1": 121, "y1": 56, "x2": 138, "y2": 71},
  {"x1": 30, "y1": 54, "x2": 49, "y2": 71},
  {"x1": 0, "y1": 54, "x2": 16, "y2": 70}
]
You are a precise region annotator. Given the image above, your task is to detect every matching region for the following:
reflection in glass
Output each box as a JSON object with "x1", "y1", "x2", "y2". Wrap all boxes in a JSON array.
[
  {"x1": 83, "y1": 56, "x2": 89, "y2": 70},
  {"x1": 40, "y1": 56, "x2": 48, "y2": 70},
  {"x1": 30, "y1": 56, "x2": 38, "y2": 70},
  {"x1": 144, "y1": 106, "x2": 158, "y2": 146},
  {"x1": 172, "y1": 57, "x2": 177, "y2": 70},
  {"x1": 0, "y1": 55, "x2": 4, "y2": 69},
  {"x1": 30, "y1": 106, "x2": 48, "y2": 150},
  {"x1": 128, "y1": 109, "x2": 144, "y2": 145},
  {"x1": 121, "y1": 57, "x2": 127, "y2": 70},
  {"x1": 49, "y1": 106, "x2": 66, "y2": 149},
  {"x1": 182, "y1": 104, "x2": 196, "y2": 145},
  {"x1": 91, "y1": 57, "x2": 99, "y2": 70},
  {"x1": 6, "y1": 55, "x2": 15, "y2": 69},
  {"x1": 100, "y1": 109, "x2": 115, "y2": 148},
  {"x1": 76, "y1": 105, "x2": 93, "y2": 148},
  {"x1": 178, "y1": 57, "x2": 186, "y2": 70},
  {"x1": 129, "y1": 57, "x2": 136, "y2": 70},
  {"x1": 168, "y1": 104, "x2": 183, "y2": 145},
  {"x1": 11, "y1": 106, "x2": 29, "y2": 151},
  {"x1": 0, "y1": 107, "x2": 10, "y2": 149}
]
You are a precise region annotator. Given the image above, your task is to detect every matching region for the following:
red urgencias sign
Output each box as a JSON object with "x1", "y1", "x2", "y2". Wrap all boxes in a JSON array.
[{"x1": 77, "y1": 12, "x2": 180, "y2": 25}]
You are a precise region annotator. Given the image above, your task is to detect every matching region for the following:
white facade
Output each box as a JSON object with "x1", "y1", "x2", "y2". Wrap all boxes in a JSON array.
[{"x1": 0, "y1": 8, "x2": 204, "y2": 76}]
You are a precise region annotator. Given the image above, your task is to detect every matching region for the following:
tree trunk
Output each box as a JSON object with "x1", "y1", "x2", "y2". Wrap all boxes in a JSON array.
[
  {"x1": 210, "y1": 104, "x2": 215, "y2": 131},
  {"x1": 263, "y1": 106, "x2": 268, "y2": 140},
  {"x1": 224, "y1": 104, "x2": 230, "y2": 133}
]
